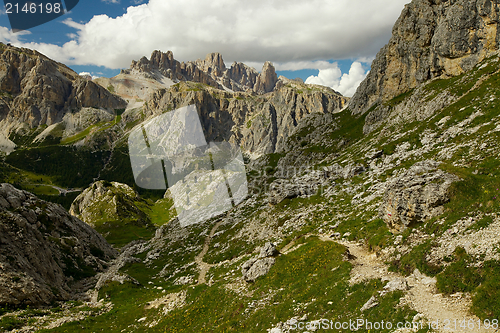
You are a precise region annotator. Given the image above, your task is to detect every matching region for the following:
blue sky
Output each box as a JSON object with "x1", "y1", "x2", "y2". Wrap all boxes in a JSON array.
[{"x1": 0, "y1": 0, "x2": 409, "y2": 96}]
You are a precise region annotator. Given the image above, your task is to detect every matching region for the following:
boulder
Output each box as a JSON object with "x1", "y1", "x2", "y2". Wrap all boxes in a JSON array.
[
  {"x1": 379, "y1": 160, "x2": 459, "y2": 233},
  {"x1": 242, "y1": 242, "x2": 280, "y2": 282},
  {"x1": 241, "y1": 257, "x2": 276, "y2": 282}
]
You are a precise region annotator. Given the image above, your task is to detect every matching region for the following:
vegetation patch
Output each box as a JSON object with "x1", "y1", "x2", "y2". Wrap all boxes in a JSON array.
[
  {"x1": 5, "y1": 146, "x2": 110, "y2": 188},
  {"x1": 389, "y1": 240, "x2": 442, "y2": 276}
]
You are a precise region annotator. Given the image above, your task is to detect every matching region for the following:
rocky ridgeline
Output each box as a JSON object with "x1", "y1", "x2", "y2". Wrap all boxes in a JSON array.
[
  {"x1": 135, "y1": 81, "x2": 347, "y2": 156},
  {"x1": 349, "y1": 0, "x2": 500, "y2": 115},
  {"x1": 0, "y1": 183, "x2": 117, "y2": 307},
  {"x1": 0, "y1": 43, "x2": 126, "y2": 128},
  {"x1": 127, "y1": 50, "x2": 282, "y2": 94}
]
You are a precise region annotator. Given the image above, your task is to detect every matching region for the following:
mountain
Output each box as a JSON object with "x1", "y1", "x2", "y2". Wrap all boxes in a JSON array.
[
  {"x1": 0, "y1": 43, "x2": 126, "y2": 151},
  {"x1": 2, "y1": 0, "x2": 500, "y2": 330},
  {"x1": 349, "y1": 0, "x2": 500, "y2": 115},
  {"x1": 0, "y1": 183, "x2": 117, "y2": 307},
  {"x1": 124, "y1": 50, "x2": 274, "y2": 93}
]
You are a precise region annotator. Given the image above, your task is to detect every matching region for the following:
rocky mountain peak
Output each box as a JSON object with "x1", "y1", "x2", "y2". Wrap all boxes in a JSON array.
[
  {"x1": 0, "y1": 42, "x2": 126, "y2": 130},
  {"x1": 349, "y1": 0, "x2": 500, "y2": 114},
  {"x1": 253, "y1": 61, "x2": 279, "y2": 94},
  {"x1": 149, "y1": 49, "x2": 175, "y2": 69},
  {"x1": 198, "y1": 52, "x2": 226, "y2": 74},
  {"x1": 128, "y1": 50, "x2": 277, "y2": 93}
]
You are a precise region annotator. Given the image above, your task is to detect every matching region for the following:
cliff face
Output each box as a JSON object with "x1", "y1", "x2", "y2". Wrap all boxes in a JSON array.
[
  {"x1": 135, "y1": 81, "x2": 348, "y2": 156},
  {"x1": 0, "y1": 43, "x2": 126, "y2": 128},
  {"x1": 0, "y1": 183, "x2": 117, "y2": 307},
  {"x1": 349, "y1": 0, "x2": 500, "y2": 114}
]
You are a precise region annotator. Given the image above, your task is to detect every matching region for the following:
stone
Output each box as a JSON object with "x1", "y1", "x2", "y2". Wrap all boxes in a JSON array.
[
  {"x1": 360, "y1": 296, "x2": 379, "y2": 312},
  {"x1": 242, "y1": 257, "x2": 276, "y2": 282},
  {"x1": 242, "y1": 242, "x2": 281, "y2": 282},
  {"x1": 380, "y1": 278, "x2": 409, "y2": 296},
  {"x1": 379, "y1": 160, "x2": 459, "y2": 233},
  {"x1": 259, "y1": 242, "x2": 279, "y2": 258}
]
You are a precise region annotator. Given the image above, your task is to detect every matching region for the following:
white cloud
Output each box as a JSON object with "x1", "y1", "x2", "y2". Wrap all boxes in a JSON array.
[
  {"x1": 1, "y1": 0, "x2": 409, "y2": 70},
  {"x1": 0, "y1": 27, "x2": 31, "y2": 44},
  {"x1": 355, "y1": 56, "x2": 376, "y2": 64},
  {"x1": 78, "y1": 71, "x2": 99, "y2": 79},
  {"x1": 305, "y1": 61, "x2": 368, "y2": 97},
  {"x1": 274, "y1": 61, "x2": 338, "y2": 71}
]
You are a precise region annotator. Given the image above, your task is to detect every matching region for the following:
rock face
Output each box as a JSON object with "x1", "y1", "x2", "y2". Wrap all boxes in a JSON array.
[
  {"x1": 70, "y1": 181, "x2": 150, "y2": 227},
  {"x1": 0, "y1": 43, "x2": 126, "y2": 128},
  {"x1": 0, "y1": 183, "x2": 117, "y2": 307},
  {"x1": 253, "y1": 62, "x2": 279, "y2": 94},
  {"x1": 379, "y1": 161, "x2": 459, "y2": 233},
  {"x1": 268, "y1": 168, "x2": 336, "y2": 205},
  {"x1": 129, "y1": 50, "x2": 274, "y2": 93},
  {"x1": 349, "y1": 0, "x2": 500, "y2": 115},
  {"x1": 242, "y1": 242, "x2": 279, "y2": 282},
  {"x1": 140, "y1": 81, "x2": 348, "y2": 156}
]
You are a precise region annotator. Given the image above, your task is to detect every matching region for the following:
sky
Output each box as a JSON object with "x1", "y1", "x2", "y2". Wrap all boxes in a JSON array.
[{"x1": 0, "y1": 0, "x2": 410, "y2": 97}]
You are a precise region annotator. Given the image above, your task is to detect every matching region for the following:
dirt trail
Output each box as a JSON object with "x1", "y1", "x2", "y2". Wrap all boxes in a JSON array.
[
  {"x1": 319, "y1": 235, "x2": 498, "y2": 333},
  {"x1": 194, "y1": 219, "x2": 225, "y2": 285}
]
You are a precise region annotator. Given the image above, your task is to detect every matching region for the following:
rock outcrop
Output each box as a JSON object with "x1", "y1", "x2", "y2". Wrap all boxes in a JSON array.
[
  {"x1": 349, "y1": 0, "x2": 500, "y2": 115},
  {"x1": 70, "y1": 181, "x2": 151, "y2": 227},
  {"x1": 0, "y1": 43, "x2": 126, "y2": 128},
  {"x1": 128, "y1": 50, "x2": 273, "y2": 93},
  {"x1": 242, "y1": 242, "x2": 279, "y2": 282},
  {"x1": 0, "y1": 183, "x2": 117, "y2": 307},
  {"x1": 253, "y1": 62, "x2": 279, "y2": 94},
  {"x1": 379, "y1": 160, "x2": 459, "y2": 233}
]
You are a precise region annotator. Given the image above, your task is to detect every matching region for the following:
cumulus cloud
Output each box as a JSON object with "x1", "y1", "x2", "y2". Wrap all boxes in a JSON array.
[
  {"x1": 0, "y1": 27, "x2": 31, "y2": 44},
  {"x1": 305, "y1": 61, "x2": 368, "y2": 97},
  {"x1": 78, "y1": 71, "x2": 99, "y2": 79},
  {"x1": 1, "y1": 0, "x2": 409, "y2": 69}
]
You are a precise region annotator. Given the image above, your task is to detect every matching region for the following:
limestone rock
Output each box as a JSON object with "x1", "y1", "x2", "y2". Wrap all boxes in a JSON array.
[
  {"x1": 379, "y1": 160, "x2": 459, "y2": 233},
  {"x1": 259, "y1": 242, "x2": 279, "y2": 258},
  {"x1": 0, "y1": 43, "x2": 126, "y2": 128},
  {"x1": 0, "y1": 183, "x2": 117, "y2": 307},
  {"x1": 130, "y1": 50, "x2": 260, "y2": 92},
  {"x1": 242, "y1": 242, "x2": 280, "y2": 282},
  {"x1": 70, "y1": 181, "x2": 151, "y2": 227},
  {"x1": 268, "y1": 168, "x2": 335, "y2": 205},
  {"x1": 253, "y1": 62, "x2": 278, "y2": 94},
  {"x1": 242, "y1": 257, "x2": 276, "y2": 282},
  {"x1": 380, "y1": 278, "x2": 409, "y2": 296},
  {"x1": 349, "y1": 0, "x2": 500, "y2": 115},
  {"x1": 360, "y1": 296, "x2": 379, "y2": 312},
  {"x1": 142, "y1": 81, "x2": 347, "y2": 156}
]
